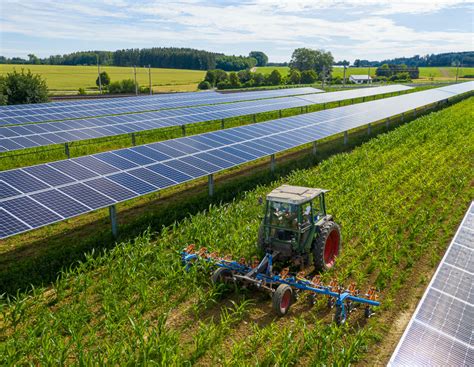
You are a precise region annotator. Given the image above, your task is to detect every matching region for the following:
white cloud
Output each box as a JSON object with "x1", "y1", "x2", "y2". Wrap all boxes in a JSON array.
[{"x1": 0, "y1": 0, "x2": 471, "y2": 62}]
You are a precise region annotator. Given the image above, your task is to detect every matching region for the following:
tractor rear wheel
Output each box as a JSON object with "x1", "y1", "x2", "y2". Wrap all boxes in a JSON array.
[
  {"x1": 211, "y1": 267, "x2": 233, "y2": 285},
  {"x1": 272, "y1": 284, "x2": 293, "y2": 316},
  {"x1": 313, "y1": 221, "x2": 341, "y2": 272}
]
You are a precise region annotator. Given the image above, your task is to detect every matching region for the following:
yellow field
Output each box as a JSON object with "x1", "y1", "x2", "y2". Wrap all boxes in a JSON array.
[{"x1": 0, "y1": 64, "x2": 205, "y2": 93}]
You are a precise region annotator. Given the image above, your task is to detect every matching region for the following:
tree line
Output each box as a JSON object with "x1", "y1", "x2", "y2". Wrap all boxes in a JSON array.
[
  {"x1": 0, "y1": 48, "x2": 269, "y2": 72},
  {"x1": 199, "y1": 48, "x2": 335, "y2": 90},
  {"x1": 352, "y1": 51, "x2": 473, "y2": 67}
]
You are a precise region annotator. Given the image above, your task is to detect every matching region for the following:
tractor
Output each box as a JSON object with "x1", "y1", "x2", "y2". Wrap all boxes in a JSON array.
[
  {"x1": 257, "y1": 185, "x2": 341, "y2": 272},
  {"x1": 181, "y1": 185, "x2": 379, "y2": 323}
]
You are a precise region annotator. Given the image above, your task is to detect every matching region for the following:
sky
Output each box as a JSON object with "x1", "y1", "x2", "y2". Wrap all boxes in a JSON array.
[{"x1": 0, "y1": 0, "x2": 472, "y2": 63}]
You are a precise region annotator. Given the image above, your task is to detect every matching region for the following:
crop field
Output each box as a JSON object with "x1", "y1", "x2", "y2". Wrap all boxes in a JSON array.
[
  {"x1": 0, "y1": 64, "x2": 205, "y2": 94},
  {"x1": 257, "y1": 66, "x2": 474, "y2": 82},
  {"x1": 1, "y1": 97, "x2": 472, "y2": 365}
]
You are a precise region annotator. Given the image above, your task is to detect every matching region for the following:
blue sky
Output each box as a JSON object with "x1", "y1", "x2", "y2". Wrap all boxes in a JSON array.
[{"x1": 0, "y1": 0, "x2": 472, "y2": 62}]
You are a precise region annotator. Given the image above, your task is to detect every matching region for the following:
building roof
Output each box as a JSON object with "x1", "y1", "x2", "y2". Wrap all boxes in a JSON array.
[
  {"x1": 266, "y1": 185, "x2": 327, "y2": 205},
  {"x1": 350, "y1": 75, "x2": 372, "y2": 80}
]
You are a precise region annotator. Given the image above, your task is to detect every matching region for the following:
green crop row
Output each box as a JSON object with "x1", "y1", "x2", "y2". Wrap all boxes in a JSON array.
[{"x1": 1, "y1": 97, "x2": 473, "y2": 366}]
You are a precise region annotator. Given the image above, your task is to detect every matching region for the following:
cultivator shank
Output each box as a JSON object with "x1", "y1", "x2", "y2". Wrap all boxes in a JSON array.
[{"x1": 181, "y1": 245, "x2": 380, "y2": 323}]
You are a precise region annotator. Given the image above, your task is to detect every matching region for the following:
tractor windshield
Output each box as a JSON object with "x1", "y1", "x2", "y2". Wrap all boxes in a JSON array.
[{"x1": 268, "y1": 202, "x2": 300, "y2": 230}]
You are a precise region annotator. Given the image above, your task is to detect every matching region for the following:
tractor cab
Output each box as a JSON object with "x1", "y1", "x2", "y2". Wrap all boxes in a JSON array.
[{"x1": 258, "y1": 185, "x2": 341, "y2": 271}]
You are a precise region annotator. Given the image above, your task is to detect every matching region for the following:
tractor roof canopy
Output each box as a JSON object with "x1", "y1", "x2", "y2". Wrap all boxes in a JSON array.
[{"x1": 266, "y1": 185, "x2": 328, "y2": 205}]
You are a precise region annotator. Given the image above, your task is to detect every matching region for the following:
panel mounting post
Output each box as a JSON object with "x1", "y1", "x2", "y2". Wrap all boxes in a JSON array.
[
  {"x1": 208, "y1": 174, "x2": 214, "y2": 197},
  {"x1": 343, "y1": 131, "x2": 348, "y2": 145},
  {"x1": 221, "y1": 119, "x2": 225, "y2": 129},
  {"x1": 367, "y1": 123, "x2": 371, "y2": 135},
  {"x1": 338, "y1": 100, "x2": 341, "y2": 107},
  {"x1": 351, "y1": 98, "x2": 354, "y2": 104},
  {"x1": 323, "y1": 103, "x2": 326, "y2": 109},
  {"x1": 64, "y1": 142, "x2": 70, "y2": 159},
  {"x1": 312, "y1": 141, "x2": 317, "y2": 156},
  {"x1": 279, "y1": 110, "x2": 282, "y2": 118},
  {"x1": 386, "y1": 117, "x2": 390, "y2": 129},
  {"x1": 401, "y1": 112, "x2": 405, "y2": 122},
  {"x1": 109, "y1": 205, "x2": 118, "y2": 238},
  {"x1": 270, "y1": 154, "x2": 276, "y2": 172},
  {"x1": 413, "y1": 108, "x2": 417, "y2": 118},
  {"x1": 253, "y1": 114, "x2": 256, "y2": 123},
  {"x1": 181, "y1": 125, "x2": 186, "y2": 136},
  {"x1": 362, "y1": 97, "x2": 365, "y2": 102},
  {"x1": 131, "y1": 133, "x2": 136, "y2": 146}
]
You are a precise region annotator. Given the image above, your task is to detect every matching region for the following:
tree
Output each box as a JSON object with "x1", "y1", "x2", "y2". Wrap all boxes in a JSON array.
[
  {"x1": 252, "y1": 72, "x2": 265, "y2": 86},
  {"x1": 249, "y1": 51, "x2": 268, "y2": 66},
  {"x1": 300, "y1": 70, "x2": 318, "y2": 84},
  {"x1": 198, "y1": 80, "x2": 212, "y2": 90},
  {"x1": 27, "y1": 54, "x2": 40, "y2": 64},
  {"x1": 0, "y1": 69, "x2": 48, "y2": 105},
  {"x1": 96, "y1": 71, "x2": 110, "y2": 88},
  {"x1": 267, "y1": 70, "x2": 282, "y2": 85},
  {"x1": 289, "y1": 48, "x2": 334, "y2": 75},
  {"x1": 288, "y1": 69, "x2": 301, "y2": 84},
  {"x1": 237, "y1": 69, "x2": 252, "y2": 83},
  {"x1": 229, "y1": 72, "x2": 241, "y2": 88}
]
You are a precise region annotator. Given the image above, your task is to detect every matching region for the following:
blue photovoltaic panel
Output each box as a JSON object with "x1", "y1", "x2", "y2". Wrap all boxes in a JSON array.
[
  {"x1": 0, "y1": 87, "x2": 322, "y2": 125},
  {"x1": 0, "y1": 85, "x2": 415, "y2": 152},
  {"x1": 389, "y1": 201, "x2": 474, "y2": 366},
  {"x1": 0, "y1": 84, "x2": 472, "y2": 239}
]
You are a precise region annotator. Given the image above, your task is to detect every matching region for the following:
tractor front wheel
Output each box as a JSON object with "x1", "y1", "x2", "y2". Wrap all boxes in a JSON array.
[
  {"x1": 272, "y1": 284, "x2": 293, "y2": 316},
  {"x1": 313, "y1": 221, "x2": 341, "y2": 272}
]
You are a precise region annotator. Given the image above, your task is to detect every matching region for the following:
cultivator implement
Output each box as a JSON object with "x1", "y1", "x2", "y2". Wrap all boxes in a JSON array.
[{"x1": 181, "y1": 245, "x2": 380, "y2": 324}]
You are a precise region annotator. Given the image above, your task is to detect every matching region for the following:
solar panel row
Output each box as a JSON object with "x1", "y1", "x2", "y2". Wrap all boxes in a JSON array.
[
  {"x1": 0, "y1": 87, "x2": 322, "y2": 125},
  {"x1": 389, "y1": 201, "x2": 473, "y2": 366},
  {"x1": 0, "y1": 83, "x2": 471, "y2": 239},
  {"x1": 0, "y1": 85, "x2": 413, "y2": 152}
]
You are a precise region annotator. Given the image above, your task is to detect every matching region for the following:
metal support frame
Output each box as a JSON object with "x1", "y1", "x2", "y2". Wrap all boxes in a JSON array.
[
  {"x1": 362, "y1": 96, "x2": 365, "y2": 102},
  {"x1": 338, "y1": 101, "x2": 341, "y2": 107},
  {"x1": 221, "y1": 119, "x2": 225, "y2": 129},
  {"x1": 109, "y1": 205, "x2": 118, "y2": 238},
  {"x1": 64, "y1": 142, "x2": 70, "y2": 159},
  {"x1": 386, "y1": 117, "x2": 390, "y2": 129},
  {"x1": 270, "y1": 154, "x2": 276, "y2": 172},
  {"x1": 312, "y1": 141, "x2": 317, "y2": 156},
  {"x1": 279, "y1": 110, "x2": 282, "y2": 118},
  {"x1": 306, "y1": 106, "x2": 309, "y2": 113},
  {"x1": 131, "y1": 133, "x2": 136, "y2": 146},
  {"x1": 208, "y1": 174, "x2": 214, "y2": 196},
  {"x1": 344, "y1": 131, "x2": 348, "y2": 145},
  {"x1": 323, "y1": 103, "x2": 326, "y2": 109},
  {"x1": 401, "y1": 112, "x2": 405, "y2": 122},
  {"x1": 253, "y1": 114, "x2": 256, "y2": 123},
  {"x1": 181, "y1": 125, "x2": 186, "y2": 136},
  {"x1": 351, "y1": 98, "x2": 354, "y2": 104},
  {"x1": 367, "y1": 123, "x2": 371, "y2": 135}
]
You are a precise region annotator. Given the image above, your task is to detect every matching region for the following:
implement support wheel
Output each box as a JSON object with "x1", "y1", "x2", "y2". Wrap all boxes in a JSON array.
[
  {"x1": 211, "y1": 267, "x2": 233, "y2": 285},
  {"x1": 313, "y1": 221, "x2": 341, "y2": 272},
  {"x1": 272, "y1": 284, "x2": 293, "y2": 317}
]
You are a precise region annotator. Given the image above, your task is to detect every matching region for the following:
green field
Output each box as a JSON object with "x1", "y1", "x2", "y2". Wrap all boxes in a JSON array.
[
  {"x1": 257, "y1": 66, "x2": 474, "y2": 82},
  {"x1": 1, "y1": 98, "x2": 472, "y2": 365},
  {"x1": 0, "y1": 64, "x2": 205, "y2": 93}
]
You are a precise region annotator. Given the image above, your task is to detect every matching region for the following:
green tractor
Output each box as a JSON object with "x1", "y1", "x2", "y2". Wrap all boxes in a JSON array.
[{"x1": 258, "y1": 185, "x2": 341, "y2": 271}]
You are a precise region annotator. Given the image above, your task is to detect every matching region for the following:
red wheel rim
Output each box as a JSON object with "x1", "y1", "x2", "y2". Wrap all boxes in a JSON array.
[
  {"x1": 280, "y1": 290, "x2": 291, "y2": 312},
  {"x1": 324, "y1": 229, "x2": 340, "y2": 268}
]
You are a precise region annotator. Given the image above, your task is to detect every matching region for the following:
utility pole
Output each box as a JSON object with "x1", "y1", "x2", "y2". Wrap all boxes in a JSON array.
[
  {"x1": 97, "y1": 54, "x2": 102, "y2": 94},
  {"x1": 134, "y1": 65, "x2": 138, "y2": 96},
  {"x1": 343, "y1": 64, "x2": 347, "y2": 88},
  {"x1": 148, "y1": 64, "x2": 152, "y2": 95}
]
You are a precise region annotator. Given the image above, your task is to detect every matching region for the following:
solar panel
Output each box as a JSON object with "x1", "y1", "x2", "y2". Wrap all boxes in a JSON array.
[
  {"x1": 0, "y1": 87, "x2": 322, "y2": 125},
  {"x1": 389, "y1": 201, "x2": 474, "y2": 366},
  {"x1": 0, "y1": 85, "x2": 413, "y2": 153},
  {"x1": 0, "y1": 84, "x2": 472, "y2": 239}
]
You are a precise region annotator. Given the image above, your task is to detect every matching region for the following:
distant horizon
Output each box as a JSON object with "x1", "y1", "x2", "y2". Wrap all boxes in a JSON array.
[
  {"x1": 1, "y1": 1, "x2": 472, "y2": 63},
  {"x1": 2, "y1": 48, "x2": 473, "y2": 66}
]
